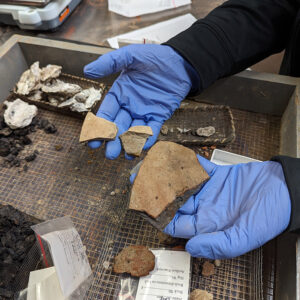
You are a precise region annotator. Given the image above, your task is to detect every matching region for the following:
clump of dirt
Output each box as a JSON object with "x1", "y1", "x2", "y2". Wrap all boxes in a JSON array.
[
  {"x1": 113, "y1": 245, "x2": 155, "y2": 277},
  {"x1": 202, "y1": 261, "x2": 215, "y2": 277},
  {"x1": 0, "y1": 205, "x2": 37, "y2": 298}
]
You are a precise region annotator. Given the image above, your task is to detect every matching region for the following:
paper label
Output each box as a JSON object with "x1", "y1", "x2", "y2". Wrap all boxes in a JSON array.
[
  {"x1": 136, "y1": 250, "x2": 190, "y2": 300},
  {"x1": 42, "y1": 228, "x2": 92, "y2": 298}
]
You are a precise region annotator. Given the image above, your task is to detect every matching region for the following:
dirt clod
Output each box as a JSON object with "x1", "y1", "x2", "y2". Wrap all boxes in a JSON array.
[
  {"x1": 190, "y1": 289, "x2": 213, "y2": 300},
  {"x1": 25, "y1": 153, "x2": 37, "y2": 162},
  {"x1": 113, "y1": 245, "x2": 155, "y2": 277},
  {"x1": 44, "y1": 123, "x2": 57, "y2": 134},
  {"x1": 54, "y1": 144, "x2": 63, "y2": 151},
  {"x1": 202, "y1": 261, "x2": 215, "y2": 277}
]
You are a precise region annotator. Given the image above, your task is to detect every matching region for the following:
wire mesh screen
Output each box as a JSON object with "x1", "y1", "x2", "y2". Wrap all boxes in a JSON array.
[{"x1": 0, "y1": 101, "x2": 280, "y2": 299}]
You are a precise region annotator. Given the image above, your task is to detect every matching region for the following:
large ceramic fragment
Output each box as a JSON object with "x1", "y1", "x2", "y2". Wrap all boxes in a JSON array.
[
  {"x1": 4, "y1": 99, "x2": 38, "y2": 129},
  {"x1": 41, "y1": 79, "x2": 82, "y2": 97},
  {"x1": 16, "y1": 62, "x2": 41, "y2": 95},
  {"x1": 79, "y1": 112, "x2": 118, "y2": 142},
  {"x1": 129, "y1": 141, "x2": 209, "y2": 230},
  {"x1": 40, "y1": 64, "x2": 62, "y2": 82},
  {"x1": 120, "y1": 126, "x2": 153, "y2": 157}
]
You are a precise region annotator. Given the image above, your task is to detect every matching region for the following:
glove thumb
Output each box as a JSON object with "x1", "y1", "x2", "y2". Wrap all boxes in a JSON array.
[
  {"x1": 84, "y1": 47, "x2": 132, "y2": 79},
  {"x1": 196, "y1": 155, "x2": 217, "y2": 176}
]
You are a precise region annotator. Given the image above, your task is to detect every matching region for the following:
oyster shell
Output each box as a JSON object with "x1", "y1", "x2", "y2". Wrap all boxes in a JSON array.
[
  {"x1": 4, "y1": 99, "x2": 38, "y2": 129},
  {"x1": 58, "y1": 98, "x2": 76, "y2": 108},
  {"x1": 40, "y1": 64, "x2": 62, "y2": 82},
  {"x1": 41, "y1": 79, "x2": 82, "y2": 97},
  {"x1": 28, "y1": 90, "x2": 43, "y2": 101},
  {"x1": 16, "y1": 62, "x2": 41, "y2": 95},
  {"x1": 58, "y1": 87, "x2": 101, "y2": 112}
]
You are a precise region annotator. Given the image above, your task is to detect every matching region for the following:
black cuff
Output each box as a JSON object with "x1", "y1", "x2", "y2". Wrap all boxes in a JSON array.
[
  {"x1": 164, "y1": 21, "x2": 233, "y2": 93},
  {"x1": 272, "y1": 155, "x2": 300, "y2": 233}
]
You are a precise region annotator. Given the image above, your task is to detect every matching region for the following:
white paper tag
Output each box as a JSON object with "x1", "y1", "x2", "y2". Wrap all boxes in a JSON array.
[
  {"x1": 136, "y1": 250, "x2": 190, "y2": 300},
  {"x1": 42, "y1": 228, "x2": 92, "y2": 298}
]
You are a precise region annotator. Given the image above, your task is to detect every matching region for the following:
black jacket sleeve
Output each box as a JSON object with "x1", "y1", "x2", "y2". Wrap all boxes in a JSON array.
[
  {"x1": 165, "y1": 1, "x2": 300, "y2": 233},
  {"x1": 165, "y1": 0, "x2": 297, "y2": 92},
  {"x1": 272, "y1": 156, "x2": 300, "y2": 233}
]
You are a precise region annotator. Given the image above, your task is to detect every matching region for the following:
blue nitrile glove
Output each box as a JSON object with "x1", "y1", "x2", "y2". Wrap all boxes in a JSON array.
[
  {"x1": 130, "y1": 156, "x2": 291, "y2": 259},
  {"x1": 84, "y1": 44, "x2": 199, "y2": 160},
  {"x1": 164, "y1": 156, "x2": 291, "y2": 259}
]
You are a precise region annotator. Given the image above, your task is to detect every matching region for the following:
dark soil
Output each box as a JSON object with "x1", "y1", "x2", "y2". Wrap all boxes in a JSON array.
[
  {"x1": 0, "y1": 205, "x2": 37, "y2": 299},
  {"x1": 0, "y1": 113, "x2": 57, "y2": 169}
]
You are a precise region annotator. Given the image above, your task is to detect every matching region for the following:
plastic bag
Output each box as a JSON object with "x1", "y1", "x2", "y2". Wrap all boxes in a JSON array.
[
  {"x1": 29, "y1": 216, "x2": 93, "y2": 300},
  {"x1": 108, "y1": 0, "x2": 191, "y2": 17}
]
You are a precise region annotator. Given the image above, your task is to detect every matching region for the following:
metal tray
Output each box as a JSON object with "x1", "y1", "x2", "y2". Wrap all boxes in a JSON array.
[
  {"x1": 10, "y1": 73, "x2": 106, "y2": 119},
  {"x1": 158, "y1": 103, "x2": 235, "y2": 146}
]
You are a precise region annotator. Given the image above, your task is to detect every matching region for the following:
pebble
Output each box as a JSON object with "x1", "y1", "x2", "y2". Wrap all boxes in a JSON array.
[
  {"x1": 110, "y1": 191, "x2": 116, "y2": 196},
  {"x1": 214, "y1": 259, "x2": 221, "y2": 267},
  {"x1": 160, "y1": 125, "x2": 168, "y2": 135},
  {"x1": 103, "y1": 261, "x2": 110, "y2": 270}
]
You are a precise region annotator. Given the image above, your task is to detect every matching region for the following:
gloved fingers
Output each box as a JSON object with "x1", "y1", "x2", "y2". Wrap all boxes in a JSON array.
[
  {"x1": 84, "y1": 47, "x2": 131, "y2": 79},
  {"x1": 144, "y1": 120, "x2": 162, "y2": 149},
  {"x1": 185, "y1": 217, "x2": 251, "y2": 259},
  {"x1": 105, "y1": 109, "x2": 132, "y2": 160},
  {"x1": 88, "y1": 140, "x2": 103, "y2": 149},
  {"x1": 196, "y1": 155, "x2": 217, "y2": 176},
  {"x1": 95, "y1": 92, "x2": 120, "y2": 121},
  {"x1": 88, "y1": 93, "x2": 120, "y2": 149},
  {"x1": 165, "y1": 207, "x2": 221, "y2": 238},
  {"x1": 124, "y1": 119, "x2": 147, "y2": 160},
  {"x1": 164, "y1": 213, "x2": 196, "y2": 238}
]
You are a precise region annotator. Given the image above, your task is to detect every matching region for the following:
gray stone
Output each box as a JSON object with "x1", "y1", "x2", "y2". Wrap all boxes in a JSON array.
[{"x1": 196, "y1": 126, "x2": 216, "y2": 137}]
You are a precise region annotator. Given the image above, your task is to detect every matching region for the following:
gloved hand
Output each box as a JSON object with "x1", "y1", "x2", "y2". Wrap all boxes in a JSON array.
[
  {"x1": 131, "y1": 156, "x2": 291, "y2": 259},
  {"x1": 84, "y1": 44, "x2": 199, "y2": 160},
  {"x1": 163, "y1": 156, "x2": 291, "y2": 259}
]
